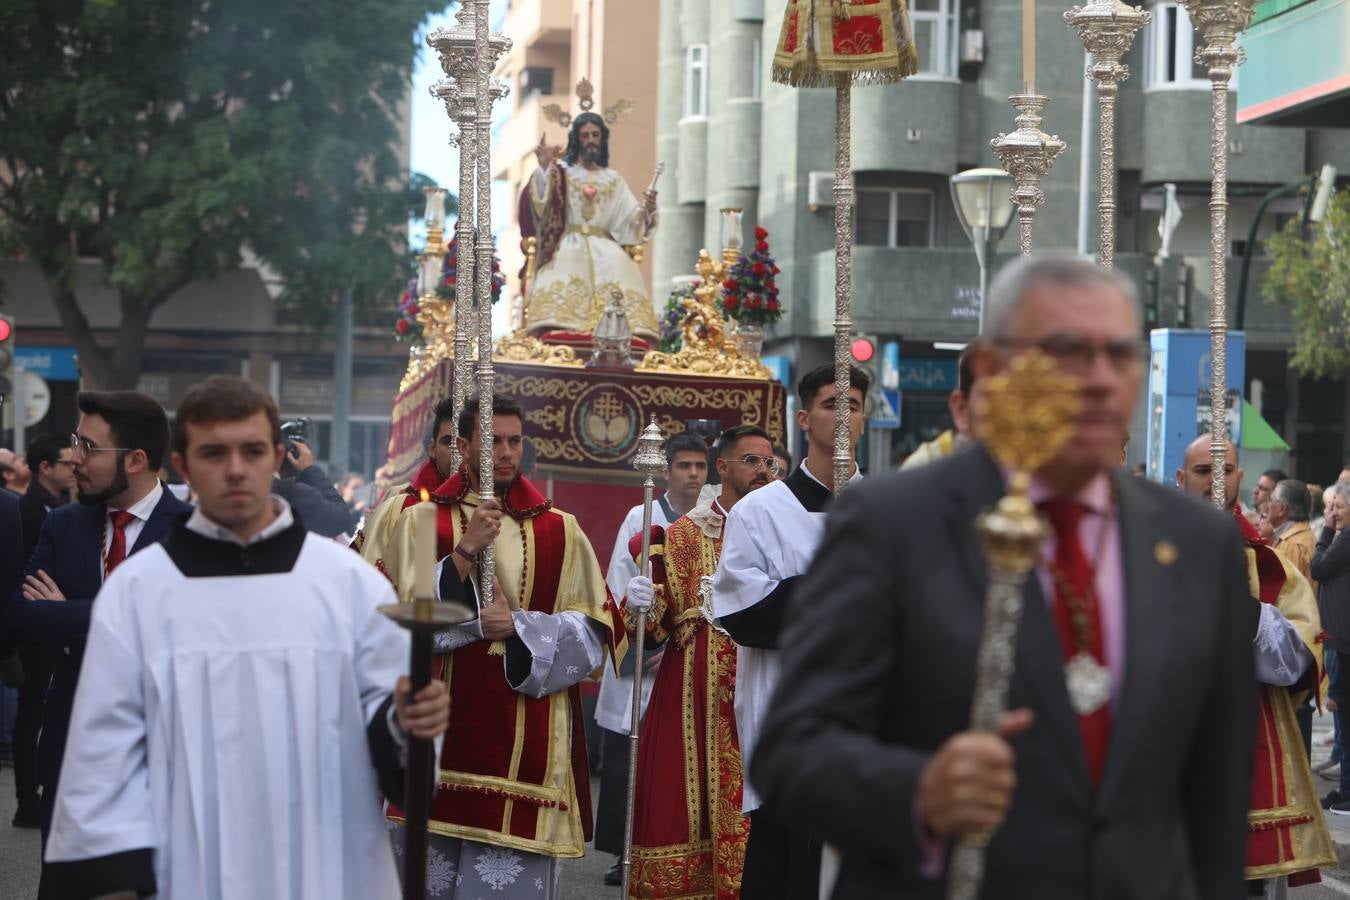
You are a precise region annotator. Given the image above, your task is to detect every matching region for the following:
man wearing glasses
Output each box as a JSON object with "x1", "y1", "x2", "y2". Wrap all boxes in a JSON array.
[
  {"x1": 712, "y1": 362, "x2": 869, "y2": 900},
  {"x1": 3, "y1": 390, "x2": 189, "y2": 885},
  {"x1": 750, "y1": 257, "x2": 1257, "y2": 898},
  {"x1": 622, "y1": 424, "x2": 777, "y2": 897},
  {"x1": 9, "y1": 434, "x2": 78, "y2": 830},
  {"x1": 593, "y1": 430, "x2": 709, "y2": 885}
]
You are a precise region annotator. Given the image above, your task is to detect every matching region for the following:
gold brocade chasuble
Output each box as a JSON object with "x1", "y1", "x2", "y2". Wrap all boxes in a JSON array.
[
  {"x1": 628, "y1": 501, "x2": 748, "y2": 899},
  {"x1": 1242, "y1": 540, "x2": 1335, "y2": 881},
  {"x1": 772, "y1": 0, "x2": 918, "y2": 87},
  {"x1": 384, "y1": 472, "x2": 625, "y2": 858}
]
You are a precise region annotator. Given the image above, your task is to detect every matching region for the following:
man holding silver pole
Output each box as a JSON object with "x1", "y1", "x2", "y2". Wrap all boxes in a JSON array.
[
  {"x1": 750, "y1": 256, "x2": 1257, "y2": 898},
  {"x1": 382, "y1": 396, "x2": 624, "y2": 899}
]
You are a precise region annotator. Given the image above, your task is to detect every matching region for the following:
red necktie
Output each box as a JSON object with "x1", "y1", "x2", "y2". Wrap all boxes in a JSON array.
[
  {"x1": 1040, "y1": 499, "x2": 1111, "y2": 786},
  {"x1": 105, "y1": 510, "x2": 137, "y2": 578}
]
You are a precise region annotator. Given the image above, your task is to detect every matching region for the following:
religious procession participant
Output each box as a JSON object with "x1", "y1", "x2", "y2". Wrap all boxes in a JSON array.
[
  {"x1": 519, "y1": 109, "x2": 660, "y2": 338},
  {"x1": 711, "y1": 363, "x2": 868, "y2": 900},
  {"x1": 1177, "y1": 433, "x2": 1334, "y2": 898},
  {"x1": 624, "y1": 425, "x2": 776, "y2": 898},
  {"x1": 43, "y1": 376, "x2": 449, "y2": 899},
  {"x1": 355, "y1": 396, "x2": 461, "y2": 571},
  {"x1": 749, "y1": 257, "x2": 1261, "y2": 898},
  {"x1": 384, "y1": 395, "x2": 625, "y2": 899},
  {"x1": 900, "y1": 346, "x2": 980, "y2": 471},
  {"x1": 593, "y1": 431, "x2": 710, "y2": 886}
]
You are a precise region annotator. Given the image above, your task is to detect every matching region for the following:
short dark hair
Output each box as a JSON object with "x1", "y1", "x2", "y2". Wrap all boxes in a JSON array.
[
  {"x1": 78, "y1": 390, "x2": 171, "y2": 470},
  {"x1": 958, "y1": 345, "x2": 976, "y2": 399},
  {"x1": 173, "y1": 377, "x2": 282, "y2": 457},
  {"x1": 665, "y1": 431, "x2": 708, "y2": 468},
  {"x1": 457, "y1": 395, "x2": 525, "y2": 440},
  {"x1": 796, "y1": 363, "x2": 871, "y2": 409},
  {"x1": 429, "y1": 397, "x2": 457, "y2": 446},
  {"x1": 1261, "y1": 469, "x2": 1288, "y2": 485},
  {"x1": 1272, "y1": 478, "x2": 1310, "y2": 521},
  {"x1": 773, "y1": 444, "x2": 793, "y2": 472},
  {"x1": 27, "y1": 433, "x2": 67, "y2": 471},
  {"x1": 715, "y1": 425, "x2": 772, "y2": 458}
]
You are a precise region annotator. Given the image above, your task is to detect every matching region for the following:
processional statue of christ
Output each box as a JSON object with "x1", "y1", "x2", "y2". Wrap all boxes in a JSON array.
[{"x1": 519, "y1": 80, "x2": 661, "y2": 340}]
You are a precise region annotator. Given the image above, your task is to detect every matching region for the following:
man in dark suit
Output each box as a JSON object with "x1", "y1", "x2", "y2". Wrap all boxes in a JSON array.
[
  {"x1": 750, "y1": 256, "x2": 1257, "y2": 899},
  {"x1": 4, "y1": 391, "x2": 189, "y2": 874},
  {"x1": 9, "y1": 433, "x2": 76, "y2": 827}
]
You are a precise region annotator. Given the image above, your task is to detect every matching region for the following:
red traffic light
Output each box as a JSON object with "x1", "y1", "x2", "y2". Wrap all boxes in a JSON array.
[
  {"x1": 850, "y1": 336, "x2": 875, "y2": 363},
  {"x1": 0, "y1": 319, "x2": 11, "y2": 342}
]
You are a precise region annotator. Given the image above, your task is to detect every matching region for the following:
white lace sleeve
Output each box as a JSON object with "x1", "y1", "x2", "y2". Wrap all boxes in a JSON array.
[
  {"x1": 505, "y1": 610, "x2": 607, "y2": 699},
  {"x1": 1253, "y1": 603, "x2": 1314, "y2": 687}
]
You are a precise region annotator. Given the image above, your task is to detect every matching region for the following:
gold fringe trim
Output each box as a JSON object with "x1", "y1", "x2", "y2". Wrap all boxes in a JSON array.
[
  {"x1": 770, "y1": 46, "x2": 918, "y2": 89},
  {"x1": 488, "y1": 640, "x2": 506, "y2": 656}
]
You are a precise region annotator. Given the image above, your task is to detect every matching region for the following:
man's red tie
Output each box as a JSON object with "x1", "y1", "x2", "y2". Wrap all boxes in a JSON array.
[
  {"x1": 1039, "y1": 499, "x2": 1111, "y2": 787},
  {"x1": 105, "y1": 510, "x2": 137, "y2": 578}
]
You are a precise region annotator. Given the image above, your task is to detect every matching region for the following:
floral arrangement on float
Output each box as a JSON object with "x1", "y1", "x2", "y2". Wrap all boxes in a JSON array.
[
  {"x1": 659, "y1": 281, "x2": 699, "y2": 353},
  {"x1": 720, "y1": 226, "x2": 783, "y2": 328}
]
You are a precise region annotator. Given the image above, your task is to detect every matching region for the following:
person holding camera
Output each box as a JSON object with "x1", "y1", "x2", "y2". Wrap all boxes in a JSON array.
[{"x1": 271, "y1": 421, "x2": 356, "y2": 538}]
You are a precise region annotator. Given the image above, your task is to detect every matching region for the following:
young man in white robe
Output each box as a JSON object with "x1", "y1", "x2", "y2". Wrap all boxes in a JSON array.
[
  {"x1": 44, "y1": 375, "x2": 450, "y2": 899},
  {"x1": 712, "y1": 362, "x2": 868, "y2": 900}
]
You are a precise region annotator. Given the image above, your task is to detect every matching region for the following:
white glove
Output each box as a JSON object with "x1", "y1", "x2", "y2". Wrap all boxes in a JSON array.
[{"x1": 626, "y1": 575, "x2": 655, "y2": 613}]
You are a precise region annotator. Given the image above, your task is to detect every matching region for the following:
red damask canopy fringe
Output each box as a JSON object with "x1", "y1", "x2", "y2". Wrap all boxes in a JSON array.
[{"x1": 772, "y1": 0, "x2": 919, "y2": 87}]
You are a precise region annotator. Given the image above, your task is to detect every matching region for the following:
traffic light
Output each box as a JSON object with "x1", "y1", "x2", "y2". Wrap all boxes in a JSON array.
[
  {"x1": 0, "y1": 314, "x2": 13, "y2": 400},
  {"x1": 849, "y1": 333, "x2": 881, "y2": 414}
]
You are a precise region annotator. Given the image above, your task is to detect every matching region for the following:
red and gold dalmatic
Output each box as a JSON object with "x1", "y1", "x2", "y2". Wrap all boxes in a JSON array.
[
  {"x1": 1235, "y1": 512, "x2": 1335, "y2": 883},
  {"x1": 385, "y1": 469, "x2": 626, "y2": 858},
  {"x1": 627, "y1": 501, "x2": 748, "y2": 899}
]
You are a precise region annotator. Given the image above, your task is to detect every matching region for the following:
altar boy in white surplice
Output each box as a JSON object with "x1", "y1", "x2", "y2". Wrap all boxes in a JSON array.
[
  {"x1": 519, "y1": 108, "x2": 661, "y2": 340},
  {"x1": 44, "y1": 376, "x2": 450, "y2": 900}
]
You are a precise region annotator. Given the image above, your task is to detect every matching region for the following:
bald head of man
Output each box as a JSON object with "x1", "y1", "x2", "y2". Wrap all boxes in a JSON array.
[{"x1": 1176, "y1": 433, "x2": 1243, "y2": 511}]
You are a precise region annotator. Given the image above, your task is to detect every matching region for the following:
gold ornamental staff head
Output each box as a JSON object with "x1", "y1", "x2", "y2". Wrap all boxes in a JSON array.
[{"x1": 969, "y1": 256, "x2": 1142, "y2": 495}]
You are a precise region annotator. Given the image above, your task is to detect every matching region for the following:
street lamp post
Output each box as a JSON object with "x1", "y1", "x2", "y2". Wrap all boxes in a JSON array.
[{"x1": 950, "y1": 168, "x2": 1016, "y2": 333}]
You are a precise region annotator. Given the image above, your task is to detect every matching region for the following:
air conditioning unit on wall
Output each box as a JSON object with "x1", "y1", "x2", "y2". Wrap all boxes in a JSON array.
[{"x1": 808, "y1": 171, "x2": 835, "y2": 211}]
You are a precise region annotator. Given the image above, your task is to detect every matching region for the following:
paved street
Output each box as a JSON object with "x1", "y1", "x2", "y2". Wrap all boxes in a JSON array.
[{"x1": 5, "y1": 723, "x2": 1350, "y2": 898}]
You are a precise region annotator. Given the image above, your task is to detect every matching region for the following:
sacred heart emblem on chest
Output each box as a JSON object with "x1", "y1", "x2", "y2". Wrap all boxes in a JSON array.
[{"x1": 581, "y1": 184, "x2": 599, "y2": 202}]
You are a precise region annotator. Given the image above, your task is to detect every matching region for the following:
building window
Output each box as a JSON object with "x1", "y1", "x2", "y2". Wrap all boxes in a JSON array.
[
  {"x1": 684, "y1": 44, "x2": 709, "y2": 118},
  {"x1": 1143, "y1": 3, "x2": 1237, "y2": 90},
  {"x1": 520, "y1": 66, "x2": 555, "y2": 101},
  {"x1": 856, "y1": 187, "x2": 935, "y2": 248},
  {"x1": 910, "y1": 0, "x2": 960, "y2": 78}
]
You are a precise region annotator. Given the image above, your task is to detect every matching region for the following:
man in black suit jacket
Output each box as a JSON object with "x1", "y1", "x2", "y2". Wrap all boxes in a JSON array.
[
  {"x1": 750, "y1": 256, "x2": 1257, "y2": 899},
  {"x1": 3, "y1": 391, "x2": 189, "y2": 879}
]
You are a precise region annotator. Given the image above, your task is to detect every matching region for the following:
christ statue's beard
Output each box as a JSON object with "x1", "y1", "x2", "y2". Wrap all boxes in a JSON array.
[{"x1": 580, "y1": 145, "x2": 602, "y2": 164}]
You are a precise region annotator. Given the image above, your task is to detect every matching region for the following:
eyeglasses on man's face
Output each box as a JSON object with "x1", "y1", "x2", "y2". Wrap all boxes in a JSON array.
[
  {"x1": 995, "y1": 335, "x2": 1140, "y2": 374},
  {"x1": 69, "y1": 434, "x2": 132, "y2": 461},
  {"x1": 735, "y1": 454, "x2": 781, "y2": 476}
]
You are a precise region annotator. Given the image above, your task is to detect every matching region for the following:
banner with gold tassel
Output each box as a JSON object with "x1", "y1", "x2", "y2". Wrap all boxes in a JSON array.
[{"x1": 772, "y1": 0, "x2": 918, "y2": 87}]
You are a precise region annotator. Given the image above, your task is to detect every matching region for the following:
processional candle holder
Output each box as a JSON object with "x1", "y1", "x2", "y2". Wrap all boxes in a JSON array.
[
  {"x1": 427, "y1": 8, "x2": 511, "y2": 472},
  {"x1": 1063, "y1": 0, "x2": 1150, "y2": 271},
  {"x1": 946, "y1": 351, "x2": 1081, "y2": 900},
  {"x1": 1175, "y1": 0, "x2": 1256, "y2": 510},
  {"x1": 990, "y1": 94, "x2": 1068, "y2": 257},
  {"x1": 621, "y1": 418, "x2": 667, "y2": 893}
]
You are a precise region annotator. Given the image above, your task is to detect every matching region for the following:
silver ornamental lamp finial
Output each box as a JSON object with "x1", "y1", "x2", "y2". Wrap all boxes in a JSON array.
[
  {"x1": 990, "y1": 94, "x2": 1068, "y2": 257},
  {"x1": 633, "y1": 417, "x2": 666, "y2": 478}
]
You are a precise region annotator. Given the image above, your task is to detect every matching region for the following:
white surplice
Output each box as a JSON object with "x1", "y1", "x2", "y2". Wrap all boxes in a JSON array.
[
  {"x1": 45, "y1": 503, "x2": 411, "y2": 899},
  {"x1": 713, "y1": 463, "x2": 861, "y2": 814}
]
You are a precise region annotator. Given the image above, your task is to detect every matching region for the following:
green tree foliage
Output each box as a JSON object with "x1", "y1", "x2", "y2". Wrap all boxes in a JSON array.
[
  {"x1": 0, "y1": 0, "x2": 450, "y2": 388},
  {"x1": 1264, "y1": 189, "x2": 1350, "y2": 378}
]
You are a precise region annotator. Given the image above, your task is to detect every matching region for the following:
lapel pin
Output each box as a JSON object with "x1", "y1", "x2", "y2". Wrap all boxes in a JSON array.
[{"x1": 1154, "y1": 541, "x2": 1178, "y2": 566}]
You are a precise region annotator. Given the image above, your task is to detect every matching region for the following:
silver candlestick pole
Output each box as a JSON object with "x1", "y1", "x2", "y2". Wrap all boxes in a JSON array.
[
  {"x1": 991, "y1": 94, "x2": 1068, "y2": 256},
  {"x1": 621, "y1": 417, "x2": 666, "y2": 893},
  {"x1": 1177, "y1": 0, "x2": 1255, "y2": 510},
  {"x1": 1063, "y1": 0, "x2": 1150, "y2": 270},
  {"x1": 469, "y1": 0, "x2": 510, "y2": 601},
  {"x1": 832, "y1": 84, "x2": 854, "y2": 494}
]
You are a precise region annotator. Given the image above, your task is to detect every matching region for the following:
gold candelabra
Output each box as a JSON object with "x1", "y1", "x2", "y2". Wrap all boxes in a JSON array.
[
  {"x1": 1063, "y1": 0, "x2": 1151, "y2": 270},
  {"x1": 991, "y1": 94, "x2": 1068, "y2": 257},
  {"x1": 1177, "y1": 0, "x2": 1256, "y2": 510}
]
